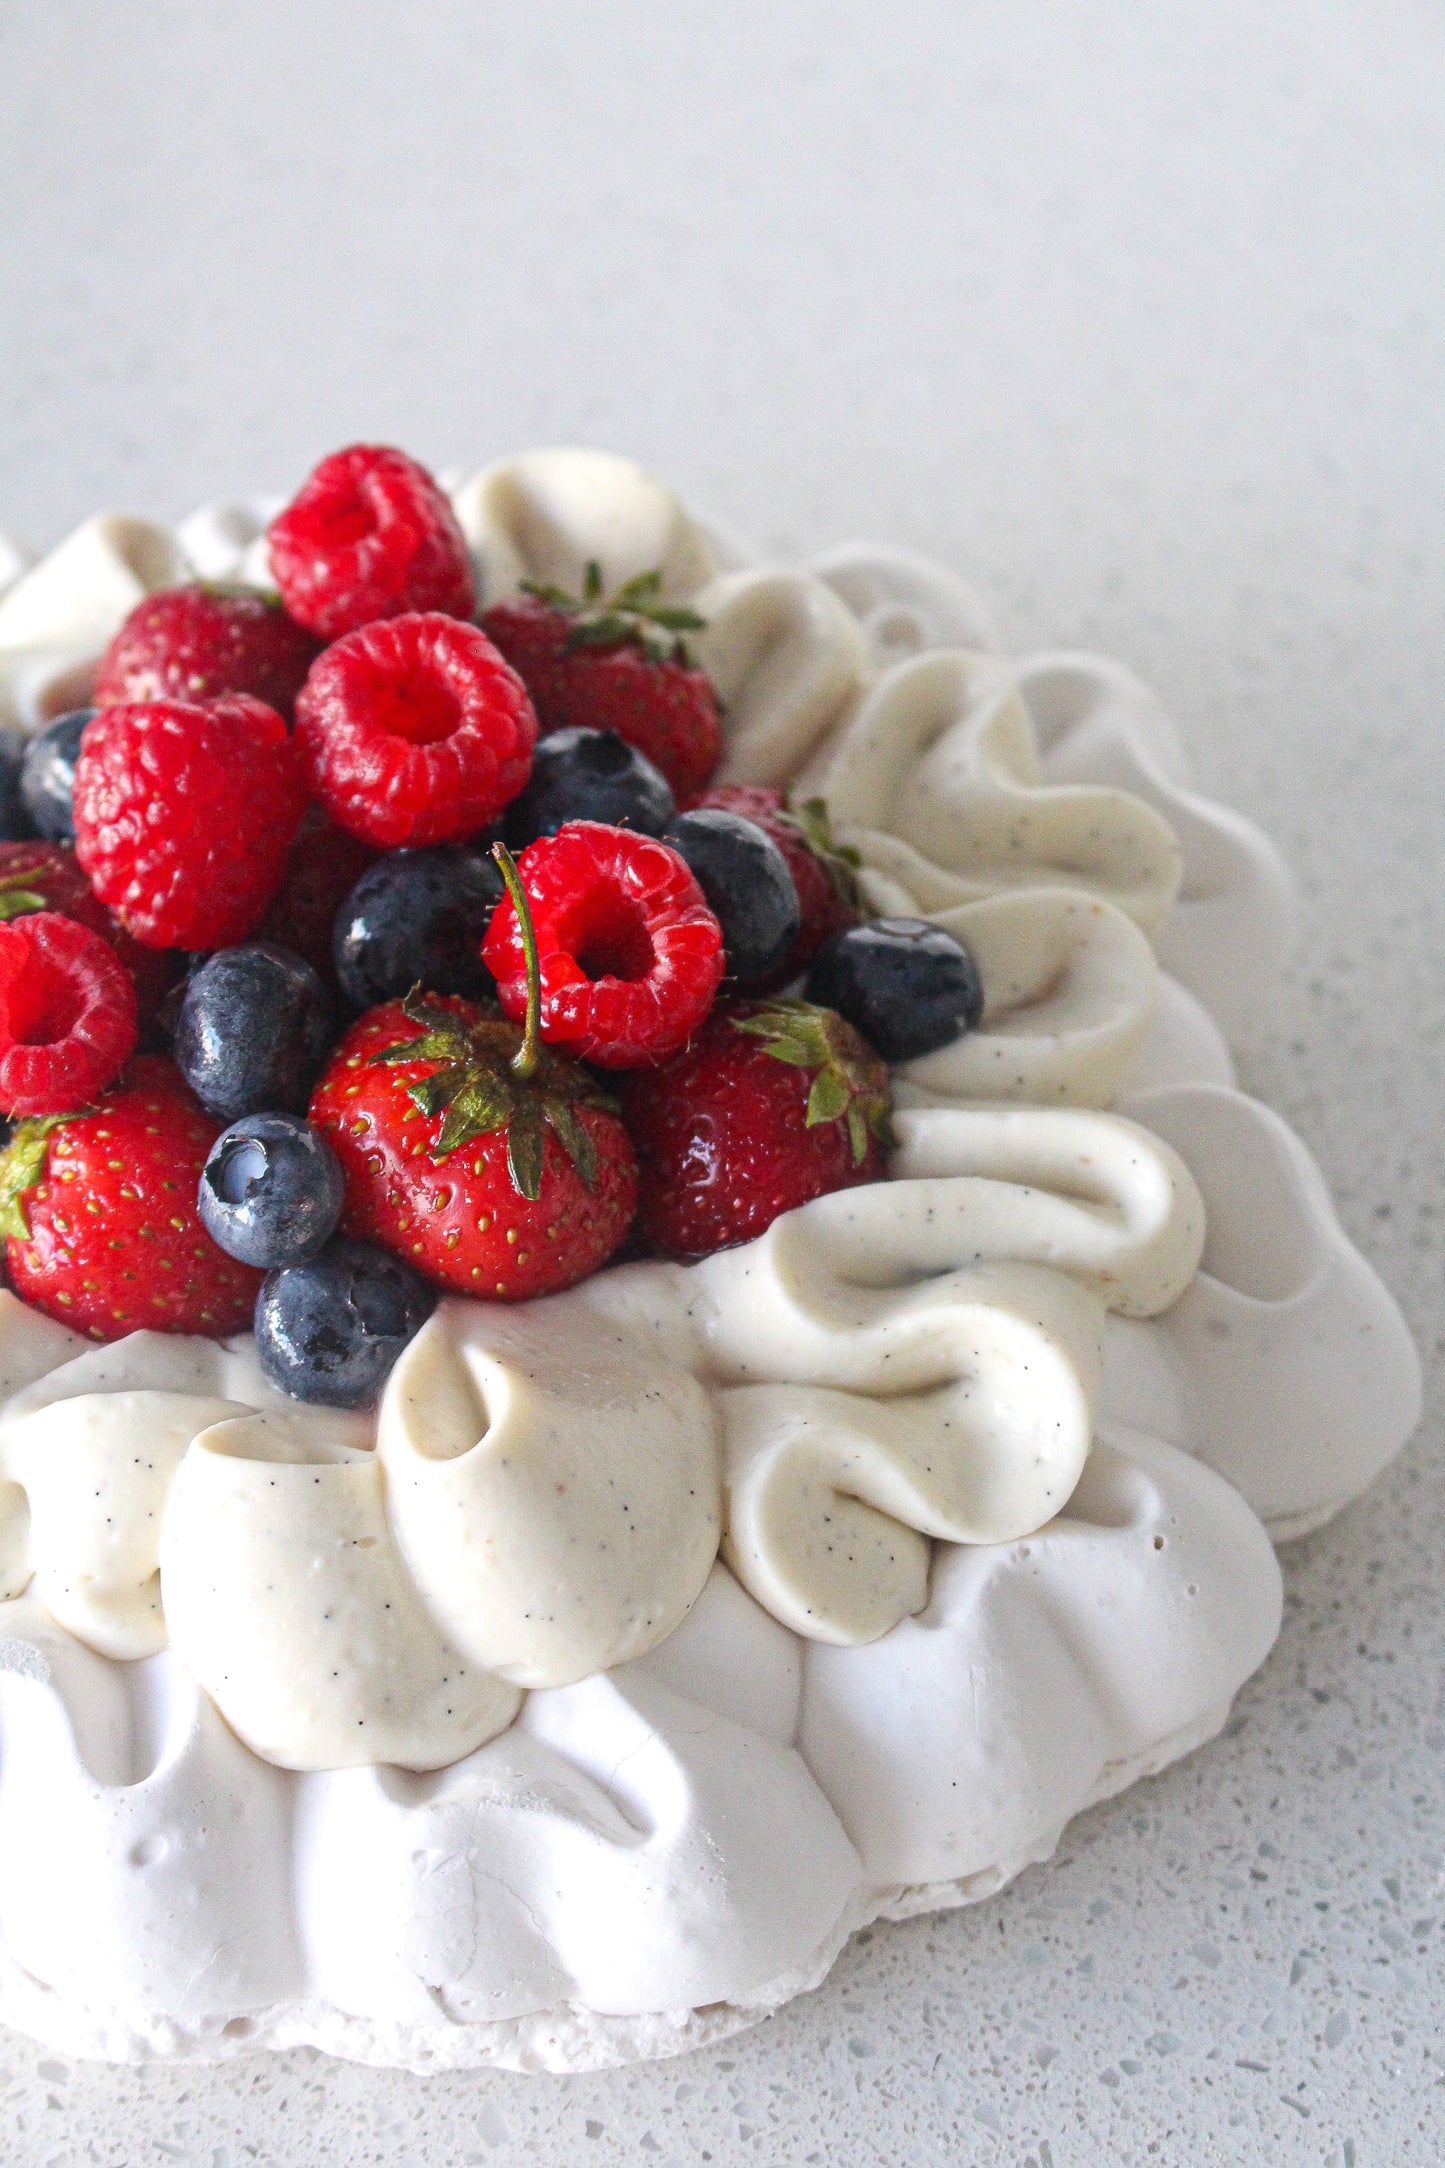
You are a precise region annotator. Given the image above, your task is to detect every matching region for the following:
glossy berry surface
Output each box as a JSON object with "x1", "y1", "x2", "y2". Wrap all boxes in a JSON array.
[
  {"x1": 698, "y1": 784, "x2": 863, "y2": 984},
  {"x1": 198, "y1": 1111, "x2": 345, "y2": 1268},
  {"x1": 94, "y1": 584, "x2": 320, "y2": 720},
  {"x1": 254, "y1": 1236, "x2": 435, "y2": 1406},
  {"x1": 19, "y1": 709, "x2": 94, "y2": 840},
  {"x1": 662, "y1": 808, "x2": 801, "y2": 988},
  {"x1": 481, "y1": 585, "x2": 719, "y2": 803},
  {"x1": 73, "y1": 694, "x2": 308, "y2": 950},
  {"x1": 622, "y1": 998, "x2": 892, "y2": 1259},
  {"x1": 804, "y1": 916, "x2": 985, "y2": 1062},
  {"x1": 482, "y1": 822, "x2": 724, "y2": 1068},
  {"x1": 310, "y1": 995, "x2": 638, "y2": 1300},
  {"x1": 333, "y1": 843, "x2": 503, "y2": 1011},
  {"x1": 0, "y1": 910, "x2": 137, "y2": 1115},
  {"x1": 0, "y1": 1055, "x2": 264, "y2": 1339},
  {"x1": 174, "y1": 942, "x2": 334, "y2": 1121},
  {"x1": 295, "y1": 612, "x2": 537, "y2": 850},
  {"x1": 502, "y1": 727, "x2": 674, "y2": 848},
  {"x1": 268, "y1": 444, "x2": 475, "y2": 640},
  {"x1": 0, "y1": 732, "x2": 32, "y2": 842}
]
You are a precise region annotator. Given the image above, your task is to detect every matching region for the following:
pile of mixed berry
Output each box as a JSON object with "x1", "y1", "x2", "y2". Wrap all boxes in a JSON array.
[{"x1": 0, "y1": 445, "x2": 984, "y2": 1406}]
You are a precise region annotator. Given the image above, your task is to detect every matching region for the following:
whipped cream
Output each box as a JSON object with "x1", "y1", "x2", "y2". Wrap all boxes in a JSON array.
[
  {"x1": 0, "y1": 514, "x2": 187, "y2": 732},
  {"x1": 816, "y1": 647, "x2": 1183, "y2": 936},
  {"x1": 160, "y1": 1414, "x2": 521, "y2": 1772},
  {"x1": 452, "y1": 447, "x2": 717, "y2": 605},
  {"x1": 0, "y1": 1103, "x2": 1200, "y2": 1752},
  {"x1": 376, "y1": 1294, "x2": 720, "y2": 1688}
]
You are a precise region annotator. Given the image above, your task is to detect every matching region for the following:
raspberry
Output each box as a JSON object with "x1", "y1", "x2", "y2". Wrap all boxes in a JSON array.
[
  {"x1": 0, "y1": 912, "x2": 137, "y2": 1115},
  {"x1": 268, "y1": 444, "x2": 475, "y2": 639},
  {"x1": 0, "y1": 840, "x2": 180, "y2": 1034},
  {"x1": 481, "y1": 584, "x2": 720, "y2": 803},
  {"x1": 482, "y1": 821, "x2": 724, "y2": 1068},
  {"x1": 94, "y1": 584, "x2": 320, "y2": 721},
  {"x1": 73, "y1": 696, "x2": 309, "y2": 950},
  {"x1": 294, "y1": 613, "x2": 537, "y2": 850}
]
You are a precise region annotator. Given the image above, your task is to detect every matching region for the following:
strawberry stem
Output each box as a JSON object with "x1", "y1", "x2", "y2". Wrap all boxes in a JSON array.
[{"x1": 492, "y1": 841, "x2": 542, "y2": 1082}]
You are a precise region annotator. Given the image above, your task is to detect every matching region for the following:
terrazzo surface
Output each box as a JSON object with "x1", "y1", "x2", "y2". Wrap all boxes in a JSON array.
[{"x1": 1, "y1": 1, "x2": 1441, "y2": 2160}]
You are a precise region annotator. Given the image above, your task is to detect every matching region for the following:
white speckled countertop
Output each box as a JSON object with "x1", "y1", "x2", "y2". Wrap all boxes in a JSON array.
[{"x1": 1, "y1": 2, "x2": 1441, "y2": 2159}]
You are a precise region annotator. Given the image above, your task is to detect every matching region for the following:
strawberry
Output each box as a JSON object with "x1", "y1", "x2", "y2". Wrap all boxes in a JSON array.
[
  {"x1": 621, "y1": 997, "x2": 893, "y2": 1259},
  {"x1": 481, "y1": 564, "x2": 720, "y2": 803},
  {"x1": 94, "y1": 583, "x2": 321, "y2": 722},
  {"x1": 0, "y1": 1054, "x2": 264, "y2": 1339},
  {"x1": 310, "y1": 845, "x2": 637, "y2": 1300},
  {"x1": 697, "y1": 787, "x2": 864, "y2": 985}
]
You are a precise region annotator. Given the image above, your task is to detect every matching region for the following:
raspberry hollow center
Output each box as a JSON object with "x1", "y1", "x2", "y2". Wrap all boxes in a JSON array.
[
  {"x1": 1, "y1": 941, "x2": 83, "y2": 1047},
  {"x1": 371, "y1": 669, "x2": 463, "y2": 746},
  {"x1": 307, "y1": 481, "x2": 376, "y2": 549},
  {"x1": 565, "y1": 892, "x2": 657, "y2": 983}
]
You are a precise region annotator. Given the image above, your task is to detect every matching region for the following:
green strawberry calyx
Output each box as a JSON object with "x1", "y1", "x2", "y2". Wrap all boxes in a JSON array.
[
  {"x1": 0, "y1": 863, "x2": 52, "y2": 924},
  {"x1": 521, "y1": 560, "x2": 708, "y2": 668},
  {"x1": 732, "y1": 998, "x2": 895, "y2": 1166},
  {"x1": 369, "y1": 845, "x2": 617, "y2": 1204},
  {"x1": 777, "y1": 795, "x2": 867, "y2": 915},
  {"x1": 0, "y1": 1113, "x2": 72, "y2": 1241}
]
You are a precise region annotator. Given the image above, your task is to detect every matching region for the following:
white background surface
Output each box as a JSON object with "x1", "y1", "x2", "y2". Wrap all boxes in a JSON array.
[{"x1": 1, "y1": 3, "x2": 1442, "y2": 2161}]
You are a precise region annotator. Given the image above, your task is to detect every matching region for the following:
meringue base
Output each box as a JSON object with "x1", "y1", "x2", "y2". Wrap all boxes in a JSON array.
[{"x1": 0, "y1": 1699, "x2": 1233, "y2": 2075}]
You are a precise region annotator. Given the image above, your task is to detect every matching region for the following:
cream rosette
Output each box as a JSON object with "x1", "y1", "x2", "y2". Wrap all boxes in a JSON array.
[
  {"x1": 0, "y1": 515, "x2": 189, "y2": 732},
  {"x1": 810, "y1": 648, "x2": 1184, "y2": 937}
]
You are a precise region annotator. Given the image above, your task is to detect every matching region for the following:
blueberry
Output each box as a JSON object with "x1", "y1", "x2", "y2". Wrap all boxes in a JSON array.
[
  {"x1": 175, "y1": 942, "x2": 334, "y2": 1121},
  {"x1": 503, "y1": 728, "x2": 674, "y2": 849},
  {"x1": 19, "y1": 708, "x2": 94, "y2": 840},
  {"x1": 804, "y1": 917, "x2": 985, "y2": 1061},
  {"x1": 0, "y1": 730, "x2": 35, "y2": 841},
  {"x1": 199, "y1": 1113, "x2": 345, "y2": 1269},
  {"x1": 662, "y1": 809, "x2": 801, "y2": 988},
  {"x1": 254, "y1": 1237, "x2": 437, "y2": 1407},
  {"x1": 333, "y1": 843, "x2": 504, "y2": 1012}
]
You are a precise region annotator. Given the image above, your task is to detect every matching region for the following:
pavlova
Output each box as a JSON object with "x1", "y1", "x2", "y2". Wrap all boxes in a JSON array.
[{"x1": 0, "y1": 445, "x2": 1419, "y2": 2070}]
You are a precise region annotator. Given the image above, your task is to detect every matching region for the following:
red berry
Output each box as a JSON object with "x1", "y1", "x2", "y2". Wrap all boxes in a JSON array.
[
  {"x1": 0, "y1": 1055, "x2": 264, "y2": 1339},
  {"x1": 94, "y1": 584, "x2": 320, "y2": 721},
  {"x1": 73, "y1": 696, "x2": 309, "y2": 951},
  {"x1": 294, "y1": 613, "x2": 537, "y2": 851},
  {"x1": 482, "y1": 822, "x2": 724, "y2": 1069},
  {"x1": 310, "y1": 995, "x2": 637, "y2": 1301},
  {"x1": 621, "y1": 998, "x2": 892, "y2": 1258},
  {"x1": 482, "y1": 588, "x2": 720, "y2": 804},
  {"x1": 0, "y1": 840, "x2": 180, "y2": 1032},
  {"x1": 698, "y1": 786, "x2": 864, "y2": 986},
  {"x1": 0, "y1": 912, "x2": 137, "y2": 1116},
  {"x1": 255, "y1": 806, "x2": 380, "y2": 985},
  {"x1": 268, "y1": 444, "x2": 475, "y2": 639}
]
